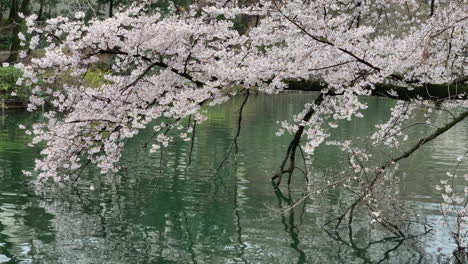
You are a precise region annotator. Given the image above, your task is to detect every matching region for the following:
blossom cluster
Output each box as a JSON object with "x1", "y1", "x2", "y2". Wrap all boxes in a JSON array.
[{"x1": 12, "y1": 0, "x2": 467, "y2": 184}]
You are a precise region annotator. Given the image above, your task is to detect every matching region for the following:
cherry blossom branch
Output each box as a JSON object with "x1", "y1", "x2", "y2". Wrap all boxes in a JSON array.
[
  {"x1": 95, "y1": 48, "x2": 205, "y2": 88},
  {"x1": 387, "y1": 110, "x2": 468, "y2": 165},
  {"x1": 272, "y1": 93, "x2": 326, "y2": 188},
  {"x1": 323, "y1": 110, "x2": 468, "y2": 239}
]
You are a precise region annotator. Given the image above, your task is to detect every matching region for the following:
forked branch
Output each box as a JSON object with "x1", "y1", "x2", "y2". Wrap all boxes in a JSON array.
[{"x1": 271, "y1": 93, "x2": 325, "y2": 188}]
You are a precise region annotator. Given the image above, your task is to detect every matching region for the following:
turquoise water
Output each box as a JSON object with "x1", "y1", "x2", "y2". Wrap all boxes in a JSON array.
[{"x1": 0, "y1": 92, "x2": 466, "y2": 263}]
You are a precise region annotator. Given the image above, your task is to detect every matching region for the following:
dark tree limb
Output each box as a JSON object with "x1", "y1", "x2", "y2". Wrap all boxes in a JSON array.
[
  {"x1": 386, "y1": 110, "x2": 468, "y2": 166},
  {"x1": 429, "y1": 0, "x2": 436, "y2": 17},
  {"x1": 325, "y1": 110, "x2": 468, "y2": 237},
  {"x1": 271, "y1": 93, "x2": 325, "y2": 188},
  {"x1": 274, "y1": 79, "x2": 467, "y2": 188}
]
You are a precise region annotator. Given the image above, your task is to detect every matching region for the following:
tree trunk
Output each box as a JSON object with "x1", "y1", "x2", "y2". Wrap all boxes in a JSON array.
[
  {"x1": 0, "y1": 3, "x2": 4, "y2": 25},
  {"x1": 109, "y1": 0, "x2": 114, "y2": 18},
  {"x1": 38, "y1": 0, "x2": 44, "y2": 21},
  {"x1": 19, "y1": 0, "x2": 31, "y2": 16},
  {"x1": 0, "y1": 3, "x2": 7, "y2": 47},
  {"x1": 6, "y1": 21, "x2": 20, "y2": 62},
  {"x1": 6, "y1": 0, "x2": 30, "y2": 62},
  {"x1": 8, "y1": 0, "x2": 18, "y2": 24}
]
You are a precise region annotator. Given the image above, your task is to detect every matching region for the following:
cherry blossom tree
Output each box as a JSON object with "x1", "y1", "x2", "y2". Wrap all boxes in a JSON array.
[{"x1": 11, "y1": 0, "x2": 468, "y2": 259}]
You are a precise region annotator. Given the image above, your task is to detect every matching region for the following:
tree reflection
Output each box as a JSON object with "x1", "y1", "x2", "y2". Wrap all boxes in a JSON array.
[
  {"x1": 274, "y1": 188, "x2": 307, "y2": 264},
  {"x1": 270, "y1": 181, "x2": 436, "y2": 264},
  {"x1": 322, "y1": 215, "x2": 425, "y2": 264},
  {"x1": 0, "y1": 94, "x2": 464, "y2": 263}
]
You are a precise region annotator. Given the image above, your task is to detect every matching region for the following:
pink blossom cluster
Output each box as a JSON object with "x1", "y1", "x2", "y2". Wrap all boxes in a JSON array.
[{"x1": 11, "y1": 0, "x2": 467, "y2": 187}]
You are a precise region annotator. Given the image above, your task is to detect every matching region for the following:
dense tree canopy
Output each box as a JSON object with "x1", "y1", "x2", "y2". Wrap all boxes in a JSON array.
[{"x1": 6, "y1": 0, "x2": 468, "y2": 257}]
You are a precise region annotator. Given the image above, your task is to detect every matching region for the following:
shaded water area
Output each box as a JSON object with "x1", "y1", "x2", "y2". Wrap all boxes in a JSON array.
[{"x1": 0, "y1": 92, "x2": 467, "y2": 263}]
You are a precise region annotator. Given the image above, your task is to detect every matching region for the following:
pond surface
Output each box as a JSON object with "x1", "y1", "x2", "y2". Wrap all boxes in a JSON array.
[{"x1": 0, "y1": 92, "x2": 467, "y2": 263}]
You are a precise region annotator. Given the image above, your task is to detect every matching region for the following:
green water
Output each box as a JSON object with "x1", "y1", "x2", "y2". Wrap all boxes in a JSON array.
[{"x1": 0, "y1": 92, "x2": 467, "y2": 263}]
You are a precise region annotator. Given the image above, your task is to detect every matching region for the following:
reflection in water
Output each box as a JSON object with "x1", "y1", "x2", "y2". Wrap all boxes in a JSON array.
[
  {"x1": 274, "y1": 188, "x2": 306, "y2": 264},
  {"x1": 0, "y1": 93, "x2": 466, "y2": 263}
]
